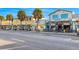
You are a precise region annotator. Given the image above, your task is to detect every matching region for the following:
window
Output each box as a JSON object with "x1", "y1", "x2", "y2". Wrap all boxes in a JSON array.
[
  {"x1": 52, "y1": 15, "x2": 58, "y2": 20},
  {"x1": 61, "y1": 14, "x2": 68, "y2": 19},
  {"x1": 77, "y1": 25, "x2": 79, "y2": 28}
]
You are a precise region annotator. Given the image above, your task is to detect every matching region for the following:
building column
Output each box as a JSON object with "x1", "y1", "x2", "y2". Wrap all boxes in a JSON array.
[
  {"x1": 62, "y1": 24, "x2": 64, "y2": 32},
  {"x1": 55, "y1": 21, "x2": 57, "y2": 32},
  {"x1": 72, "y1": 21, "x2": 76, "y2": 32},
  {"x1": 70, "y1": 21, "x2": 73, "y2": 32}
]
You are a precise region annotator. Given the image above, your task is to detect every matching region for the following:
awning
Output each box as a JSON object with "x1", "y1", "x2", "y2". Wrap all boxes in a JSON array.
[
  {"x1": 58, "y1": 21, "x2": 62, "y2": 25},
  {"x1": 63, "y1": 23, "x2": 70, "y2": 25},
  {"x1": 51, "y1": 23, "x2": 55, "y2": 26},
  {"x1": 76, "y1": 21, "x2": 79, "y2": 25},
  {"x1": 76, "y1": 23, "x2": 79, "y2": 25}
]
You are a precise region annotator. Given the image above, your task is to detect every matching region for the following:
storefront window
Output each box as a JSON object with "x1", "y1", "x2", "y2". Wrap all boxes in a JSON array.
[
  {"x1": 61, "y1": 14, "x2": 68, "y2": 19},
  {"x1": 52, "y1": 15, "x2": 58, "y2": 20},
  {"x1": 77, "y1": 25, "x2": 79, "y2": 28}
]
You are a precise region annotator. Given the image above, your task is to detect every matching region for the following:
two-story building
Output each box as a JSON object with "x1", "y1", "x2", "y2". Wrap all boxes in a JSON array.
[
  {"x1": 72, "y1": 14, "x2": 79, "y2": 32},
  {"x1": 49, "y1": 9, "x2": 75, "y2": 32}
]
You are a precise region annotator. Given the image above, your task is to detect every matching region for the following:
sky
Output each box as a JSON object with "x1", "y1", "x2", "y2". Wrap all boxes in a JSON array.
[{"x1": 0, "y1": 8, "x2": 79, "y2": 20}]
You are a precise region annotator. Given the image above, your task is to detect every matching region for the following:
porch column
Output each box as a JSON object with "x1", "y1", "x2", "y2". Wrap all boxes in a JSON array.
[{"x1": 62, "y1": 24, "x2": 64, "y2": 32}]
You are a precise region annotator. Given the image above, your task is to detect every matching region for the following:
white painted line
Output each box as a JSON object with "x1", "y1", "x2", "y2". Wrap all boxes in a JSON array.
[
  {"x1": 0, "y1": 31, "x2": 72, "y2": 42},
  {"x1": 9, "y1": 32, "x2": 72, "y2": 42},
  {"x1": 3, "y1": 45, "x2": 29, "y2": 50},
  {"x1": 71, "y1": 40, "x2": 79, "y2": 43},
  {"x1": 11, "y1": 38, "x2": 25, "y2": 43}
]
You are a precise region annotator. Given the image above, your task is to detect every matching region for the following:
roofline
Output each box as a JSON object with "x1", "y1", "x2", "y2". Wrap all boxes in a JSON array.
[{"x1": 48, "y1": 9, "x2": 72, "y2": 16}]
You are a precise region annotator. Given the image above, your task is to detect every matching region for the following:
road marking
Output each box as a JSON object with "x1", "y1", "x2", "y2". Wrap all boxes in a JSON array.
[
  {"x1": 71, "y1": 40, "x2": 79, "y2": 43},
  {"x1": 3, "y1": 45, "x2": 29, "y2": 50},
  {"x1": 11, "y1": 38, "x2": 25, "y2": 43},
  {"x1": 8, "y1": 32, "x2": 72, "y2": 42},
  {"x1": 0, "y1": 31, "x2": 73, "y2": 42}
]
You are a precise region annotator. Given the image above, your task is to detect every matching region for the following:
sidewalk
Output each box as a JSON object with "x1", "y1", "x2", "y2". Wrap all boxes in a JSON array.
[
  {"x1": 0, "y1": 30, "x2": 77, "y2": 36},
  {"x1": 54, "y1": 32, "x2": 77, "y2": 36},
  {"x1": 40, "y1": 32, "x2": 77, "y2": 36}
]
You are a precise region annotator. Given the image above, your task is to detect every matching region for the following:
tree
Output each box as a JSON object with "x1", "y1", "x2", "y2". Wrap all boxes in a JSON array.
[
  {"x1": 6, "y1": 14, "x2": 13, "y2": 29},
  {"x1": 32, "y1": 8, "x2": 43, "y2": 30},
  {"x1": 17, "y1": 10, "x2": 26, "y2": 25},
  {"x1": 6, "y1": 14, "x2": 13, "y2": 22},
  {"x1": 0, "y1": 15, "x2": 4, "y2": 25}
]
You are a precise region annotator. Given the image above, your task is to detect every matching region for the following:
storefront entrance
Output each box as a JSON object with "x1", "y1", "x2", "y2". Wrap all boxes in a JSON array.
[
  {"x1": 63, "y1": 25, "x2": 70, "y2": 32},
  {"x1": 57, "y1": 21, "x2": 62, "y2": 32},
  {"x1": 2, "y1": 25, "x2": 12, "y2": 30},
  {"x1": 63, "y1": 21, "x2": 71, "y2": 32},
  {"x1": 58, "y1": 25, "x2": 62, "y2": 32},
  {"x1": 50, "y1": 26, "x2": 55, "y2": 31},
  {"x1": 50, "y1": 21, "x2": 56, "y2": 32}
]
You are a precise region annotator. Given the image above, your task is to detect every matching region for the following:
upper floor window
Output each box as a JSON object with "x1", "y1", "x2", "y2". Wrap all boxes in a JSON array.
[
  {"x1": 52, "y1": 15, "x2": 58, "y2": 20},
  {"x1": 61, "y1": 14, "x2": 68, "y2": 19}
]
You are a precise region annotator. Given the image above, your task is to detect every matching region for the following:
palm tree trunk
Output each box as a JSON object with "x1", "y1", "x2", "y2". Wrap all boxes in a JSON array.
[
  {"x1": 11, "y1": 20, "x2": 13, "y2": 30},
  {"x1": 20, "y1": 21, "x2": 22, "y2": 30},
  {"x1": 0, "y1": 20, "x2": 2, "y2": 29},
  {"x1": 36, "y1": 19, "x2": 39, "y2": 31},
  {"x1": 8, "y1": 20, "x2": 10, "y2": 30}
]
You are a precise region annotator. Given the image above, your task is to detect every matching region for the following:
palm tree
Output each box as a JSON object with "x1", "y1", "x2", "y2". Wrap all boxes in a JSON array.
[
  {"x1": 0, "y1": 15, "x2": 4, "y2": 29},
  {"x1": 17, "y1": 10, "x2": 26, "y2": 25},
  {"x1": 6, "y1": 14, "x2": 13, "y2": 30},
  {"x1": 17, "y1": 10, "x2": 27, "y2": 30},
  {"x1": 0, "y1": 15, "x2": 4, "y2": 25},
  {"x1": 32, "y1": 8, "x2": 43, "y2": 30}
]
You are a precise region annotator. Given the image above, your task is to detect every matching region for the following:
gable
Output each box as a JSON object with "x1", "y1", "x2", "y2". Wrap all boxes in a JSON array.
[{"x1": 49, "y1": 10, "x2": 72, "y2": 16}]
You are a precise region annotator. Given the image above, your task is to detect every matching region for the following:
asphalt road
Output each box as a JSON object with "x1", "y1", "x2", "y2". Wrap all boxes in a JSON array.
[{"x1": 0, "y1": 31, "x2": 79, "y2": 50}]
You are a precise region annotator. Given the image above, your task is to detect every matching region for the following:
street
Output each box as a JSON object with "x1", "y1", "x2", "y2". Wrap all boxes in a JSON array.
[{"x1": 0, "y1": 31, "x2": 79, "y2": 50}]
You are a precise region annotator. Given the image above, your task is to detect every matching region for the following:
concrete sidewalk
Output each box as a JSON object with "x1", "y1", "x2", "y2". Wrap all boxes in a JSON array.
[
  {"x1": 40, "y1": 32, "x2": 77, "y2": 36},
  {"x1": 55, "y1": 32, "x2": 77, "y2": 36},
  {"x1": 0, "y1": 30, "x2": 77, "y2": 36}
]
